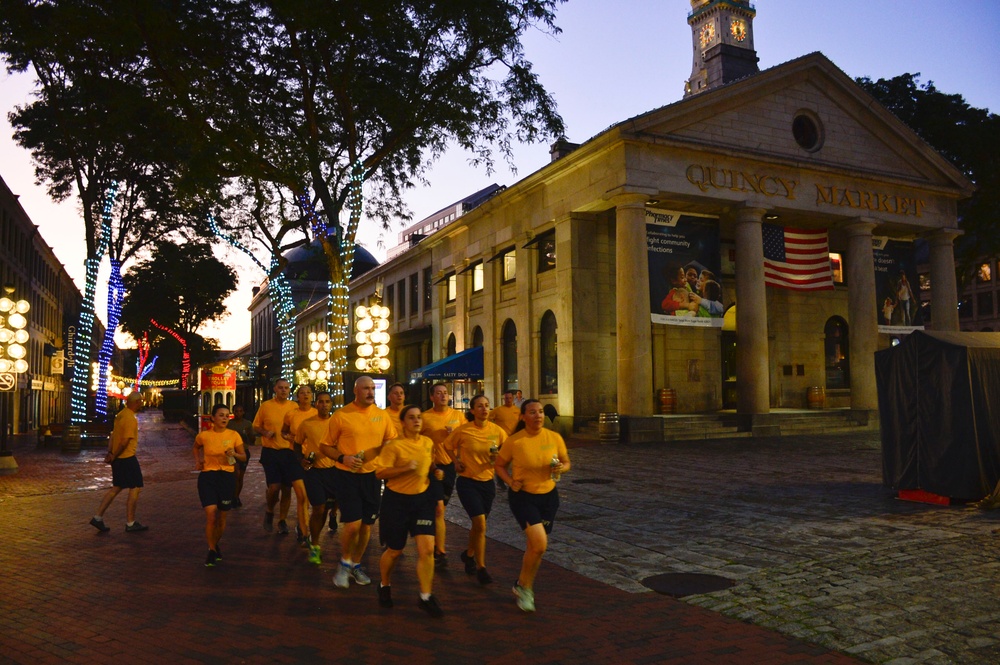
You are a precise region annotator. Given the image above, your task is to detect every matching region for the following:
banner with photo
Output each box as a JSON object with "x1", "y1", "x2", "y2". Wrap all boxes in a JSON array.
[
  {"x1": 647, "y1": 209, "x2": 722, "y2": 327},
  {"x1": 874, "y1": 238, "x2": 923, "y2": 333}
]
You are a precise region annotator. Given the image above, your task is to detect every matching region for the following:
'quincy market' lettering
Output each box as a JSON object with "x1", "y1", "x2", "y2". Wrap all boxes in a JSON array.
[
  {"x1": 686, "y1": 165, "x2": 798, "y2": 200},
  {"x1": 814, "y1": 185, "x2": 925, "y2": 218}
]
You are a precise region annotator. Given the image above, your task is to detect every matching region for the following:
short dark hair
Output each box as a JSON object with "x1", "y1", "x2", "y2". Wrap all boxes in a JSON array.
[
  {"x1": 399, "y1": 404, "x2": 422, "y2": 422},
  {"x1": 211, "y1": 403, "x2": 230, "y2": 416}
]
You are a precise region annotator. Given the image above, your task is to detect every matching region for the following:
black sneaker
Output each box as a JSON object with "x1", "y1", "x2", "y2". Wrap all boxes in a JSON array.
[
  {"x1": 125, "y1": 521, "x2": 149, "y2": 532},
  {"x1": 378, "y1": 585, "x2": 393, "y2": 608},
  {"x1": 214, "y1": 544, "x2": 222, "y2": 561},
  {"x1": 205, "y1": 550, "x2": 218, "y2": 567},
  {"x1": 234, "y1": 497, "x2": 243, "y2": 508},
  {"x1": 329, "y1": 511, "x2": 338, "y2": 533},
  {"x1": 477, "y1": 567, "x2": 493, "y2": 585},
  {"x1": 90, "y1": 517, "x2": 110, "y2": 533},
  {"x1": 276, "y1": 519, "x2": 289, "y2": 535},
  {"x1": 263, "y1": 511, "x2": 274, "y2": 532},
  {"x1": 418, "y1": 595, "x2": 444, "y2": 618},
  {"x1": 460, "y1": 550, "x2": 476, "y2": 575},
  {"x1": 434, "y1": 552, "x2": 447, "y2": 570}
]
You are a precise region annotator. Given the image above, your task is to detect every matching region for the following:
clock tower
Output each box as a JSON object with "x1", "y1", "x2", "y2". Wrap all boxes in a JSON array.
[{"x1": 684, "y1": 0, "x2": 759, "y2": 97}]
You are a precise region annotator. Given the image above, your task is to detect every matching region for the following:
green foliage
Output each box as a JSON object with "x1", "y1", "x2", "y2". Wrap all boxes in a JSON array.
[{"x1": 856, "y1": 73, "x2": 1000, "y2": 286}]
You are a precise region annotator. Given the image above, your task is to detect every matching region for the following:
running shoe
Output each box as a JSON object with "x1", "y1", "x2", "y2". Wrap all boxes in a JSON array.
[
  {"x1": 263, "y1": 511, "x2": 274, "y2": 532},
  {"x1": 460, "y1": 550, "x2": 476, "y2": 575},
  {"x1": 333, "y1": 563, "x2": 351, "y2": 589},
  {"x1": 351, "y1": 564, "x2": 372, "y2": 585},
  {"x1": 214, "y1": 544, "x2": 222, "y2": 561},
  {"x1": 378, "y1": 585, "x2": 393, "y2": 608},
  {"x1": 125, "y1": 521, "x2": 149, "y2": 532},
  {"x1": 477, "y1": 567, "x2": 493, "y2": 585},
  {"x1": 434, "y1": 551, "x2": 447, "y2": 570},
  {"x1": 513, "y1": 583, "x2": 535, "y2": 612},
  {"x1": 308, "y1": 545, "x2": 322, "y2": 566},
  {"x1": 90, "y1": 517, "x2": 110, "y2": 533},
  {"x1": 418, "y1": 595, "x2": 444, "y2": 618},
  {"x1": 205, "y1": 550, "x2": 217, "y2": 567},
  {"x1": 276, "y1": 519, "x2": 289, "y2": 535}
]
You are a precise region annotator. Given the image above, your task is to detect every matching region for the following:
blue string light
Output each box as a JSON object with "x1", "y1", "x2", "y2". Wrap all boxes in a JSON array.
[{"x1": 95, "y1": 257, "x2": 125, "y2": 419}]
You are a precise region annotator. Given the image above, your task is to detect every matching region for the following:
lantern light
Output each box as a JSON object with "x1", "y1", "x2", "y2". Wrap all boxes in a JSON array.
[
  {"x1": 355, "y1": 358, "x2": 368, "y2": 370},
  {"x1": 0, "y1": 298, "x2": 11, "y2": 312},
  {"x1": 355, "y1": 305, "x2": 369, "y2": 319},
  {"x1": 8, "y1": 313, "x2": 26, "y2": 329},
  {"x1": 12, "y1": 359, "x2": 27, "y2": 374},
  {"x1": 13, "y1": 329, "x2": 28, "y2": 344},
  {"x1": 15, "y1": 299, "x2": 29, "y2": 314}
]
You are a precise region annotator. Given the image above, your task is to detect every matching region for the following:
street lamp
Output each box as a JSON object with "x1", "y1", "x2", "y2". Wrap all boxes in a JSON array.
[
  {"x1": 0, "y1": 284, "x2": 30, "y2": 472},
  {"x1": 354, "y1": 304, "x2": 391, "y2": 373}
]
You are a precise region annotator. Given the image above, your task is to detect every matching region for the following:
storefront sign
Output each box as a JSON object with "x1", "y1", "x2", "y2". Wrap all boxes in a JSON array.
[
  {"x1": 51, "y1": 350, "x2": 65, "y2": 375},
  {"x1": 647, "y1": 209, "x2": 723, "y2": 327},
  {"x1": 686, "y1": 165, "x2": 798, "y2": 200},
  {"x1": 815, "y1": 185, "x2": 925, "y2": 218},
  {"x1": 31, "y1": 379, "x2": 43, "y2": 391},
  {"x1": 875, "y1": 240, "x2": 923, "y2": 333}
]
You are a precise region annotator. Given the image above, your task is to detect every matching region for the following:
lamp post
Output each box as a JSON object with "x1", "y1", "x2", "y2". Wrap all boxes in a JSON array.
[
  {"x1": 0, "y1": 284, "x2": 30, "y2": 473},
  {"x1": 354, "y1": 304, "x2": 391, "y2": 373}
]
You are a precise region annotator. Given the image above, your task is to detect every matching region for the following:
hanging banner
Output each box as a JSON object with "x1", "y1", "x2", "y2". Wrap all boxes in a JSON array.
[
  {"x1": 875, "y1": 240, "x2": 923, "y2": 333},
  {"x1": 647, "y1": 209, "x2": 723, "y2": 327}
]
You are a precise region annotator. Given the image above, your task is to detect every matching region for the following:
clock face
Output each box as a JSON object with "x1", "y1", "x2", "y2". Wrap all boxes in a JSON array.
[
  {"x1": 730, "y1": 19, "x2": 747, "y2": 42},
  {"x1": 700, "y1": 22, "x2": 716, "y2": 48}
]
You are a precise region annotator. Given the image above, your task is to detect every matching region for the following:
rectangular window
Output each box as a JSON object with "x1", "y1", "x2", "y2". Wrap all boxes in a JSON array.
[
  {"x1": 446, "y1": 273, "x2": 457, "y2": 303},
  {"x1": 829, "y1": 253, "x2": 844, "y2": 284},
  {"x1": 501, "y1": 248, "x2": 516, "y2": 283},
  {"x1": 409, "y1": 273, "x2": 419, "y2": 314},
  {"x1": 471, "y1": 261, "x2": 484, "y2": 292},
  {"x1": 397, "y1": 279, "x2": 406, "y2": 317},
  {"x1": 978, "y1": 291, "x2": 994, "y2": 318},
  {"x1": 978, "y1": 261, "x2": 992, "y2": 282},
  {"x1": 423, "y1": 267, "x2": 432, "y2": 310},
  {"x1": 385, "y1": 284, "x2": 394, "y2": 316},
  {"x1": 536, "y1": 231, "x2": 556, "y2": 273}
]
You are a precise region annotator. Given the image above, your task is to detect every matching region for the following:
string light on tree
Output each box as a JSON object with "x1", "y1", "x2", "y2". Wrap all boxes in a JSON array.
[
  {"x1": 354, "y1": 304, "x2": 391, "y2": 373},
  {"x1": 150, "y1": 318, "x2": 191, "y2": 389}
]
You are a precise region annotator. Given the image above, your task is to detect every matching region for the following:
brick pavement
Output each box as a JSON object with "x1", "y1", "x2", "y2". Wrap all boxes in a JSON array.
[{"x1": 0, "y1": 411, "x2": 859, "y2": 665}]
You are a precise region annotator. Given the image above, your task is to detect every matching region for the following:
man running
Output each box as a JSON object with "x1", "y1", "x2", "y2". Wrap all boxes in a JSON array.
[
  {"x1": 90, "y1": 392, "x2": 148, "y2": 533},
  {"x1": 420, "y1": 382, "x2": 464, "y2": 568}
]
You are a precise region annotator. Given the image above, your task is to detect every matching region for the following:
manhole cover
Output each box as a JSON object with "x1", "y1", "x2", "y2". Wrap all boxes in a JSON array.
[
  {"x1": 641, "y1": 573, "x2": 735, "y2": 598},
  {"x1": 571, "y1": 478, "x2": 613, "y2": 485}
]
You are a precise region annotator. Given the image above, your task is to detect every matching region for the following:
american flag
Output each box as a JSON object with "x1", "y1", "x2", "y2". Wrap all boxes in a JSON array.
[{"x1": 762, "y1": 224, "x2": 834, "y2": 291}]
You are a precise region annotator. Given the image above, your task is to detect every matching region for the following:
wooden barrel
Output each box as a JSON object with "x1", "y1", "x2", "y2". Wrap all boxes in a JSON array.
[
  {"x1": 658, "y1": 388, "x2": 677, "y2": 414},
  {"x1": 61, "y1": 425, "x2": 81, "y2": 453},
  {"x1": 598, "y1": 413, "x2": 620, "y2": 443},
  {"x1": 806, "y1": 386, "x2": 825, "y2": 409}
]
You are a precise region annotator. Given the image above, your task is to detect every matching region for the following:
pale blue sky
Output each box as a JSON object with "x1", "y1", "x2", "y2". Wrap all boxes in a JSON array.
[{"x1": 1, "y1": 0, "x2": 998, "y2": 348}]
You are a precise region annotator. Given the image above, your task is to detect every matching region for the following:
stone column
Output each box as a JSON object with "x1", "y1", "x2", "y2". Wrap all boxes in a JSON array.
[
  {"x1": 928, "y1": 228, "x2": 961, "y2": 331},
  {"x1": 844, "y1": 219, "x2": 879, "y2": 412},
  {"x1": 615, "y1": 195, "x2": 654, "y2": 416},
  {"x1": 734, "y1": 207, "x2": 770, "y2": 416}
]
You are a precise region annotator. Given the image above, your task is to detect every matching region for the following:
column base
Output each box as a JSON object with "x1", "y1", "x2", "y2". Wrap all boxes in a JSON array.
[{"x1": 736, "y1": 413, "x2": 780, "y2": 437}]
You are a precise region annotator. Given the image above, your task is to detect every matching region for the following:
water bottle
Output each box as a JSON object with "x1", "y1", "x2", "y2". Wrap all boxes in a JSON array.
[
  {"x1": 226, "y1": 449, "x2": 236, "y2": 466},
  {"x1": 489, "y1": 444, "x2": 499, "y2": 462},
  {"x1": 550, "y1": 455, "x2": 561, "y2": 482}
]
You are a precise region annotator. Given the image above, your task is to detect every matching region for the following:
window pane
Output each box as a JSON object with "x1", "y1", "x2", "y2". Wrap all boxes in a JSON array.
[
  {"x1": 537, "y1": 232, "x2": 556, "y2": 273},
  {"x1": 472, "y1": 262, "x2": 484, "y2": 292},
  {"x1": 409, "y1": 273, "x2": 419, "y2": 313},
  {"x1": 540, "y1": 311, "x2": 558, "y2": 394},
  {"x1": 978, "y1": 262, "x2": 992, "y2": 282},
  {"x1": 502, "y1": 250, "x2": 516, "y2": 282},
  {"x1": 446, "y1": 274, "x2": 457, "y2": 302}
]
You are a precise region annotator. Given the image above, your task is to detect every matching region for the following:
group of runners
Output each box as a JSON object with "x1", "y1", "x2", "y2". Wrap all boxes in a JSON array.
[{"x1": 193, "y1": 376, "x2": 571, "y2": 617}]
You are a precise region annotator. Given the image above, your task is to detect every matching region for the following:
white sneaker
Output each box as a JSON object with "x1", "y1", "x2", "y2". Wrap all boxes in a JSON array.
[
  {"x1": 351, "y1": 565, "x2": 371, "y2": 585},
  {"x1": 333, "y1": 563, "x2": 351, "y2": 589},
  {"x1": 513, "y1": 583, "x2": 535, "y2": 612}
]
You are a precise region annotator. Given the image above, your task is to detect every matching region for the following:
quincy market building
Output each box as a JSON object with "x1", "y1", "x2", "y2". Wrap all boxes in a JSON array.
[{"x1": 349, "y1": 3, "x2": 973, "y2": 434}]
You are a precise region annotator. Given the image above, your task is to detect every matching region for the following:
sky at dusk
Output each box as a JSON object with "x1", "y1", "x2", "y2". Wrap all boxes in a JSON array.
[{"x1": 1, "y1": 0, "x2": 998, "y2": 350}]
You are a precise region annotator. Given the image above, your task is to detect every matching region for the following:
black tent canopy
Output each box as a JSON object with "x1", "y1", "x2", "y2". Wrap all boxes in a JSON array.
[{"x1": 876, "y1": 330, "x2": 1000, "y2": 499}]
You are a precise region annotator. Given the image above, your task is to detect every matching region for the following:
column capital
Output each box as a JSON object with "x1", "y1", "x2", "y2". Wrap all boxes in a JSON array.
[
  {"x1": 927, "y1": 227, "x2": 963, "y2": 246},
  {"x1": 842, "y1": 218, "x2": 879, "y2": 238},
  {"x1": 605, "y1": 187, "x2": 657, "y2": 209},
  {"x1": 733, "y1": 206, "x2": 767, "y2": 224}
]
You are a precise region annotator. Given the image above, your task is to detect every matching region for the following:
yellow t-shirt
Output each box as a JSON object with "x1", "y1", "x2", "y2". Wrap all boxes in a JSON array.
[
  {"x1": 324, "y1": 402, "x2": 397, "y2": 473},
  {"x1": 421, "y1": 406, "x2": 464, "y2": 465},
  {"x1": 446, "y1": 421, "x2": 507, "y2": 481},
  {"x1": 284, "y1": 406, "x2": 318, "y2": 441},
  {"x1": 495, "y1": 428, "x2": 569, "y2": 494},
  {"x1": 110, "y1": 407, "x2": 139, "y2": 458},
  {"x1": 297, "y1": 415, "x2": 335, "y2": 469},
  {"x1": 195, "y1": 428, "x2": 243, "y2": 472},
  {"x1": 373, "y1": 435, "x2": 434, "y2": 495},
  {"x1": 252, "y1": 399, "x2": 297, "y2": 450},
  {"x1": 386, "y1": 405, "x2": 403, "y2": 434},
  {"x1": 488, "y1": 404, "x2": 520, "y2": 435}
]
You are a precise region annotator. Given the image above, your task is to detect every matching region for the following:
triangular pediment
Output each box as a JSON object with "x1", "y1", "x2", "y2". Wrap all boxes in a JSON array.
[{"x1": 614, "y1": 53, "x2": 973, "y2": 196}]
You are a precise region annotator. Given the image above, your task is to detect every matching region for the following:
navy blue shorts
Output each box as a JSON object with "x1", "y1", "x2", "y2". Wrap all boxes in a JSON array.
[
  {"x1": 379, "y1": 487, "x2": 435, "y2": 551},
  {"x1": 456, "y1": 476, "x2": 496, "y2": 519},
  {"x1": 430, "y1": 462, "x2": 456, "y2": 504},
  {"x1": 111, "y1": 456, "x2": 143, "y2": 489},
  {"x1": 508, "y1": 488, "x2": 559, "y2": 534},
  {"x1": 237, "y1": 445, "x2": 252, "y2": 471},
  {"x1": 259, "y1": 447, "x2": 305, "y2": 486},
  {"x1": 198, "y1": 470, "x2": 236, "y2": 509},
  {"x1": 331, "y1": 468, "x2": 380, "y2": 525},
  {"x1": 304, "y1": 467, "x2": 338, "y2": 508}
]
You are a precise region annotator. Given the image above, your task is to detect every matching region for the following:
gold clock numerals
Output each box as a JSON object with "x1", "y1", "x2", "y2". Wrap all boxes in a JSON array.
[
  {"x1": 700, "y1": 22, "x2": 716, "y2": 48},
  {"x1": 730, "y1": 18, "x2": 747, "y2": 42}
]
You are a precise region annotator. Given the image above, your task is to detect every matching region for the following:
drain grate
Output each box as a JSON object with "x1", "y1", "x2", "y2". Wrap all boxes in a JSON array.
[
  {"x1": 640, "y1": 573, "x2": 735, "y2": 598},
  {"x1": 571, "y1": 478, "x2": 613, "y2": 485}
]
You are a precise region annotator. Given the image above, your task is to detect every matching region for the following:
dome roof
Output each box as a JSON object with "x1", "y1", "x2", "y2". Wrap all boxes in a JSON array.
[{"x1": 283, "y1": 239, "x2": 379, "y2": 282}]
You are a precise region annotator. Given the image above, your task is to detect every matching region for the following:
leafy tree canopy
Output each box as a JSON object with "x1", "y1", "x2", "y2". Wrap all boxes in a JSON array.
[{"x1": 856, "y1": 73, "x2": 1000, "y2": 285}]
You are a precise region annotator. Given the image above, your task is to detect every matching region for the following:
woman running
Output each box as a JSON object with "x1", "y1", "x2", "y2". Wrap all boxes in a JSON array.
[
  {"x1": 494, "y1": 399, "x2": 570, "y2": 612},
  {"x1": 373, "y1": 405, "x2": 444, "y2": 618},
  {"x1": 444, "y1": 394, "x2": 507, "y2": 585},
  {"x1": 193, "y1": 403, "x2": 247, "y2": 566}
]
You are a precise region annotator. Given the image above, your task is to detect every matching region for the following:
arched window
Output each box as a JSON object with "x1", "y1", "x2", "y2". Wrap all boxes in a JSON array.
[
  {"x1": 539, "y1": 311, "x2": 557, "y2": 394},
  {"x1": 446, "y1": 333, "x2": 457, "y2": 357},
  {"x1": 824, "y1": 317, "x2": 850, "y2": 389},
  {"x1": 472, "y1": 326, "x2": 484, "y2": 348},
  {"x1": 502, "y1": 320, "x2": 518, "y2": 392}
]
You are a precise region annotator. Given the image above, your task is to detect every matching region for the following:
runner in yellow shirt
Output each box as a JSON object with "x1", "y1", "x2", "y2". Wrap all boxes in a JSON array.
[
  {"x1": 295, "y1": 391, "x2": 335, "y2": 565},
  {"x1": 487, "y1": 390, "x2": 520, "y2": 435},
  {"x1": 282, "y1": 385, "x2": 317, "y2": 543},
  {"x1": 494, "y1": 399, "x2": 570, "y2": 613},
  {"x1": 373, "y1": 404, "x2": 443, "y2": 617},
  {"x1": 320, "y1": 376, "x2": 397, "y2": 589},
  {"x1": 385, "y1": 382, "x2": 406, "y2": 433},
  {"x1": 420, "y1": 382, "x2": 464, "y2": 568},
  {"x1": 445, "y1": 394, "x2": 507, "y2": 585},
  {"x1": 194, "y1": 404, "x2": 247, "y2": 566},
  {"x1": 252, "y1": 379, "x2": 298, "y2": 533}
]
